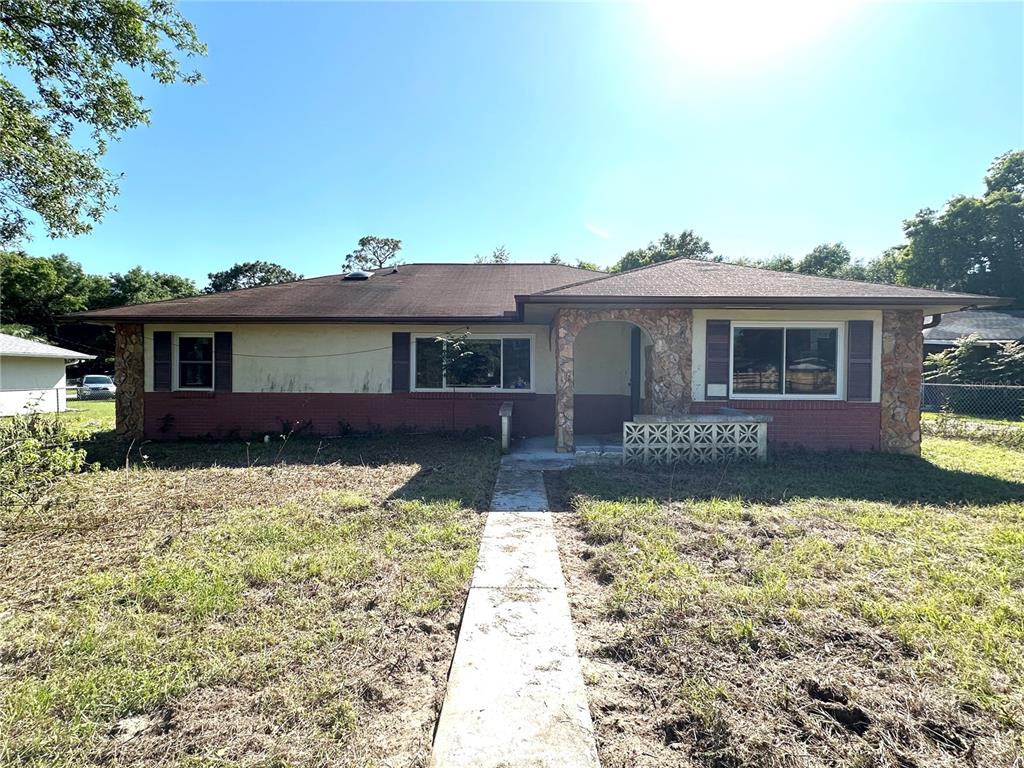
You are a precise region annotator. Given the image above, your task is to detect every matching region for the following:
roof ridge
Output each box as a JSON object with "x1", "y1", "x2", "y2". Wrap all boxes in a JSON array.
[
  {"x1": 538, "y1": 256, "x2": 998, "y2": 299},
  {"x1": 530, "y1": 255, "x2": 695, "y2": 296}
]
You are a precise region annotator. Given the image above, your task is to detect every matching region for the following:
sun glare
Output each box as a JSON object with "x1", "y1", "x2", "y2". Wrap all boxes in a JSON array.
[{"x1": 643, "y1": 0, "x2": 856, "y2": 71}]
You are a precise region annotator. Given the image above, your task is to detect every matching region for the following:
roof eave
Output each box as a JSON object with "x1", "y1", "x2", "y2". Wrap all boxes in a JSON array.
[
  {"x1": 516, "y1": 294, "x2": 1011, "y2": 310},
  {"x1": 61, "y1": 313, "x2": 525, "y2": 325}
]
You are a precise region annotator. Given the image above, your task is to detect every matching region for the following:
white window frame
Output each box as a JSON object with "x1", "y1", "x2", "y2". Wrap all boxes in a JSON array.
[
  {"x1": 411, "y1": 334, "x2": 536, "y2": 393},
  {"x1": 728, "y1": 321, "x2": 844, "y2": 400},
  {"x1": 172, "y1": 332, "x2": 215, "y2": 391}
]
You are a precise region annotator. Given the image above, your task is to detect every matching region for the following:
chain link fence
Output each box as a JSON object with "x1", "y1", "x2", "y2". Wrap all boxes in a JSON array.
[{"x1": 921, "y1": 383, "x2": 1024, "y2": 421}]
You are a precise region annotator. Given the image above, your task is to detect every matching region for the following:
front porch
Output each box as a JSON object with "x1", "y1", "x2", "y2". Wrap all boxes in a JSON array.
[{"x1": 553, "y1": 307, "x2": 694, "y2": 452}]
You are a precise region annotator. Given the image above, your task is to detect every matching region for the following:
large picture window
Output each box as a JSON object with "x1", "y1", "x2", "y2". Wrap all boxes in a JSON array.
[
  {"x1": 732, "y1": 325, "x2": 839, "y2": 397},
  {"x1": 413, "y1": 336, "x2": 532, "y2": 391},
  {"x1": 176, "y1": 335, "x2": 214, "y2": 389}
]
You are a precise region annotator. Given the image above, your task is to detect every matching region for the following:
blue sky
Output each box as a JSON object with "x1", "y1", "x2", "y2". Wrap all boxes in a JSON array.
[{"x1": 29, "y1": 1, "x2": 1024, "y2": 283}]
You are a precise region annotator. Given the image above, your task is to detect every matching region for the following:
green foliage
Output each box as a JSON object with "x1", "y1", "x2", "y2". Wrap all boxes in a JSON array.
[
  {"x1": 925, "y1": 335, "x2": 1024, "y2": 384},
  {"x1": 985, "y1": 150, "x2": 1024, "y2": 196},
  {"x1": 0, "y1": 251, "x2": 109, "y2": 338},
  {"x1": 105, "y1": 266, "x2": 197, "y2": 306},
  {"x1": 0, "y1": 322, "x2": 44, "y2": 341},
  {"x1": 344, "y1": 235, "x2": 402, "y2": 271},
  {"x1": 549, "y1": 253, "x2": 602, "y2": 270},
  {"x1": 898, "y1": 151, "x2": 1024, "y2": 306},
  {"x1": 475, "y1": 245, "x2": 511, "y2": 264},
  {"x1": 0, "y1": 412, "x2": 92, "y2": 526},
  {"x1": 612, "y1": 230, "x2": 719, "y2": 272},
  {"x1": 206, "y1": 260, "x2": 302, "y2": 292},
  {"x1": 795, "y1": 242, "x2": 852, "y2": 277},
  {"x1": 0, "y1": 0, "x2": 205, "y2": 245}
]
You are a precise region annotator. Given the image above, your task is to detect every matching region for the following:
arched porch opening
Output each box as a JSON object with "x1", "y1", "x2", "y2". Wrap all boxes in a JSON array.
[
  {"x1": 554, "y1": 307, "x2": 693, "y2": 452},
  {"x1": 572, "y1": 320, "x2": 653, "y2": 437}
]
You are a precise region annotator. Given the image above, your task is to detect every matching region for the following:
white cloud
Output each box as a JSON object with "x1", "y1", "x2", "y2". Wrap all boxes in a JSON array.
[{"x1": 585, "y1": 221, "x2": 611, "y2": 240}]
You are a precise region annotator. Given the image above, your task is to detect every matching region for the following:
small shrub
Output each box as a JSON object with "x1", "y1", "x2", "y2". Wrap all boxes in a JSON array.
[{"x1": 0, "y1": 413, "x2": 93, "y2": 527}]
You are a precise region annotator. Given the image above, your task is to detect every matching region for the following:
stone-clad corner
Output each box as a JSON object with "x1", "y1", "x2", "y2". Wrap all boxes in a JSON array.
[
  {"x1": 880, "y1": 309, "x2": 924, "y2": 456},
  {"x1": 554, "y1": 307, "x2": 693, "y2": 452},
  {"x1": 114, "y1": 323, "x2": 145, "y2": 439}
]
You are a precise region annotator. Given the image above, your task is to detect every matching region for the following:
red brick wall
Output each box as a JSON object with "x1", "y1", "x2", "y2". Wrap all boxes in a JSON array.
[
  {"x1": 144, "y1": 392, "x2": 881, "y2": 451},
  {"x1": 574, "y1": 394, "x2": 633, "y2": 435},
  {"x1": 144, "y1": 391, "x2": 556, "y2": 439},
  {"x1": 690, "y1": 400, "x2": 882, "y2": 451}
]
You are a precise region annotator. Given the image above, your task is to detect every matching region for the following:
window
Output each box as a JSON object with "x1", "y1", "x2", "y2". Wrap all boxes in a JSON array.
[
  {"x1": 176, "y1": 335, "x2": 214, "y2": 389},
  {"x1": 413, "y1": 336, "x2": 532, "y2": 391},
  {"x1": 731, "y1": 324, "x2": 839, "y2": 398}
]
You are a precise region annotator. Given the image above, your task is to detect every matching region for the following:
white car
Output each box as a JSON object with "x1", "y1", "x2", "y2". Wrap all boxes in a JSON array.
[{"x1": 77, "y1": 375, "x2": 116, "y2": 400}]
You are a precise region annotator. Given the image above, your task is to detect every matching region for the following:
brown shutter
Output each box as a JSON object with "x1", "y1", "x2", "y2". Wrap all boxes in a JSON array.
[
  {"x1": 153, "y1": 331, "x2": 172, "y2": 391},
  {"x1": 705, "y1": 320, "x2": 731, "y2": 400},
  {"x1": 392, "y1": 332, "x2": 410, "y2": 392},
  {"x1": 847, "y1": 320, "x2": 873, "y2": 401},
  {"x1": 214, "y1": 331, "x2": 233, "y2": 392}
]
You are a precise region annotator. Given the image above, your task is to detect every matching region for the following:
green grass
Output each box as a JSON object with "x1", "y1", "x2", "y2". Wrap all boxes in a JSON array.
[
  {"x1": 921, "y1": 411, "x2": 1022, "y2": 427},
  {"x1": 1, "y1": 423, "x2": 498, "y2": 767},
  {"x1": 553, "y1": 438, "x2": 1024, "y2": 766}
]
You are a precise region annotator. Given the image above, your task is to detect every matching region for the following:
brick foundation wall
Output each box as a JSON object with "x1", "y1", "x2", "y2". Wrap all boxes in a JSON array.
[
  {"x1": 143, "y1": 391, "x2": 557, "y2": 440},
  {"x1": 145, "y1": 391, "x2": 880, "y2": 450},
  {"x1": 690, "y1": 400, "x2": 882, "y2": 451}
]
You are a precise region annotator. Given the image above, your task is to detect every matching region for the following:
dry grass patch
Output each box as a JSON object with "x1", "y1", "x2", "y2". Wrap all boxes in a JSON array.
[
  {"x1": 550, "y1": 438, "x2": 1024, "y2": 768},
  {"x1": 1, "y1": 415, "x2": 498, "y2": 768}
]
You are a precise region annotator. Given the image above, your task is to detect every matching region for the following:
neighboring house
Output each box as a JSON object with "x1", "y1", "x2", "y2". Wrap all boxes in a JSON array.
[
  {"x1": 66, "y1": 260, "x2": 1008, "y2": 455},
  {"x1": 923, "y1": 309, "x2": 1024, "y2": 353},
  {"x1": 0, "y1": 333, "x2": 95, "y2": 416}
]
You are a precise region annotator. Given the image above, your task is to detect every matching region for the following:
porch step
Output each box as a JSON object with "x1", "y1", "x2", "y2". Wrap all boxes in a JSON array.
[{"x1": 574, "y1": 445, "x2": 622, "y2": 466}]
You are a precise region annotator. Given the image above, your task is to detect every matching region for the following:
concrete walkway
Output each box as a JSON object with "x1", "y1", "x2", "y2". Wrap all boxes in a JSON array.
[{"x1": 429, "y1": 458, "x2": 600, "y2": 768}]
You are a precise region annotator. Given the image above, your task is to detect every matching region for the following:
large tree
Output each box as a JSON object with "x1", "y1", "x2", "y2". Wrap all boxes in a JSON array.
[
  {"x1": 611, "y1": 230, "x2": 719, "y2": 272},
  {"x1": 897, "y1": 151, "x2": 1024, "y2": 307},
  {"x1": 105, "y1": 266, "x2": 197, "y2": 307},
  {"x1": 0, "y1": 250, "x2": 109, "y2": 338},
  {"x1": 344, "y1": 236, "x2": 402, "y2": 271},
  {"x1": 206, "y1": 261, "x2": 301, "y2": 292},
  {"x1": 796, "y1": 242, "x2": 853, "y2": 277},
  {"x1": 0, "y1": 0, "x2": 205, "y2": 246}
]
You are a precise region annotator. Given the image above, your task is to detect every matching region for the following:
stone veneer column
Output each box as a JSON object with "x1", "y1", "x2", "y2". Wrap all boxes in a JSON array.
[
  {"x1": 554, "y1": 308, "x2": 692, "y2": 452},
  {"x1": 880, "y1": 309, "x2": 923, "y2": 455},
  {"x1": 114, "y1": 323, "x2": 144, "y2": 439}
]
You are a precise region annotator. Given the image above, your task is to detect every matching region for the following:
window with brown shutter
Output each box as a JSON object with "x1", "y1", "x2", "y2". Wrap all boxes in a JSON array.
[
  {"x1": 846, "y1": 320, "x2": 873, "y2": 401},
  {"x1": 705, "y1": 320, "x2": 731, "y2": 399},
  {"x1": 392, "y1": 332, "x2": 410, "y2": 392},
  {"x1": 214, "y1": 331, "x2": 232, "y2": 392},
  {"x1": 153, "y1": 331, "x2": 172, "y2": 391}
]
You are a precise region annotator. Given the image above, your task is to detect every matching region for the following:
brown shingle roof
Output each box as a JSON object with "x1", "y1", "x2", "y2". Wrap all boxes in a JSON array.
[
  {"x1": 66, "y1": 263, "x2": 602, "y2": 323},
  {"x1": 66, "y1": 259, "x2": 1009, "y2": 324},
  {"x1": 528, "y1": 258, "x2": 1008, "y2": 307}
]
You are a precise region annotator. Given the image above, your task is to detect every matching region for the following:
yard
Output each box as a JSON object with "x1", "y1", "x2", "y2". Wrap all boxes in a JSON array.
[
  {"x1": 4, "y1": 402, "x2": 1024, "y2": 768},
  {"x1": 1, "y1": 400, "x2": 499, "y2": 767},
  {"x1": 549, "y1": 437, "x2": 1024, "y2": 767}
]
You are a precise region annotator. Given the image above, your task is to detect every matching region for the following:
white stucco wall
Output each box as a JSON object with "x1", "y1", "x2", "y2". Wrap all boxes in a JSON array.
[
  {"x1": 143, "y1": 312, "x2": 879, "y2": 401},
  {"x1": 0, "y1": 355, "x2": 68, "y2": 415},
  {"x1": 574, "y1": 321, "x2": 633, "y2": 396},
  {"x1": 691, "y1": 309, "x2": 883, "y2": 402},
  {"x1": 144, "y1": 323, "x2": 555, "y2": 394}
]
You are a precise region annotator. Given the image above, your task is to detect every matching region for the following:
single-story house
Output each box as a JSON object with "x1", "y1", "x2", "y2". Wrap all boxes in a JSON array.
[
  {"x1": 66, "y1": 259, "x2": 1008, "y2": 455},
  {"x1": 923, "y1": 309, "x2": 1024, "y2": 352},
  {"x1": 0, "y1": 333, "x2": 95, "y2": 416}
]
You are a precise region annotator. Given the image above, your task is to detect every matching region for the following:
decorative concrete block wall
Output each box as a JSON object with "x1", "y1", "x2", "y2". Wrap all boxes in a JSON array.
[
  {"x1": 114, "y1": 323, "x2": 145, "y2": 439},
  {"x1": 880, "y1": 310, "x2": 923, "y2": 455},
  {"x1": 554, "y1": 308, "x2": 692, "y2": 452}
]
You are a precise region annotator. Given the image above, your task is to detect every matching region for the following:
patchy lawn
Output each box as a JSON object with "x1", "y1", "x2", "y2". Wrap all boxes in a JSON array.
[
  {"x1": 1, "y1": 406, "x2": 499, "y2": 767},
  {"x1": 549, "y1": 439, "x2": 1024, "y2": 768}
]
